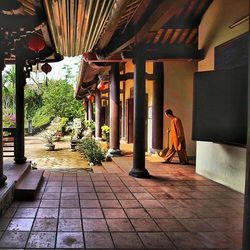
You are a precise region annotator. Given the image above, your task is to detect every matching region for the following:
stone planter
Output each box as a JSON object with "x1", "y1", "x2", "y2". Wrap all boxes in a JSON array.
[{"x1": 44, "y1": 143, "x2": 55, "y2": 151}]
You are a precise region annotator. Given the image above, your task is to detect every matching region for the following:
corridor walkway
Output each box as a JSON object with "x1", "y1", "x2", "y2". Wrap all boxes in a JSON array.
[{"x1": 0, "y1": 157, "x2": 243, "y2": 249}]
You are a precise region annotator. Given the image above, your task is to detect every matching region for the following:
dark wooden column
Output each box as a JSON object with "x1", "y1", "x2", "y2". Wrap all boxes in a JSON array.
[
  {"x1": 84, "y1": 100, "x2": 89, "y2": 120},
  {"x1": 95, "y1": 89, "x2": 102, "y2": 139},
  {"x1": 129, "y1": 54, "x2": 150, "y2": 178},
  {"x1": 242, "y1": 36, "x2": 250, "y2": 250},
  {"x1": 88, "y1": 100, "x2": 93, "y2": 121},
  {"x1": 108, "y1": 63, "x2": 121, "y2": 156},
  {"x1": 0, "y1": 55, "x2": 7, "y2": 186},
  {"x1": 14, "y1": 55, "x2": 27, "y2": 164},
  {"x1": 151, "y1": 62, "x2": 164, "y2": 153}
]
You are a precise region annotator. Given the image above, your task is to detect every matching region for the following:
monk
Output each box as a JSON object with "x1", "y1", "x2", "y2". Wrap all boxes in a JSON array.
[{"x1": 162, "y1": 109, "x2": 188, "y2": 164}]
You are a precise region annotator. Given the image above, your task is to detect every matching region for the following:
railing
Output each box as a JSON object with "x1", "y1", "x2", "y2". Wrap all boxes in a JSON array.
[{"x1": 3, "y1": 128, "x2": 16, "y2": 157}]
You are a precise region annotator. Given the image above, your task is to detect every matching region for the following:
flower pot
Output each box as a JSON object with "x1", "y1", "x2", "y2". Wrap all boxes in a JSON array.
[{"x1": 44, "y1": 143, "x2": 55, "y2": 151}]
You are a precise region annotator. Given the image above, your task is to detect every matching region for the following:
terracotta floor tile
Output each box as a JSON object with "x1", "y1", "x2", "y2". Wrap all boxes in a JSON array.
[
  {"x1": 36, "y1": 208, "x2": 59, "y2": 219},
  {"x1": 133, "y1": 192, "x2": 155, "y2": 200},
  {"x1": 58, "y1": 218, "x2": 82, "y2": 231},
  {"x1": 128, "y1": 186, "x2": 146, "y2": 192},
  {"x1": 93, "y1": 181, "x2": 109, "y2": 187},
  {"x1": 204, "y1": 217, "x2": 243, "y2": 231},
  {"x1": 46, "y1": 181, "x2": 61, "y2": 187},
  {"x1": 179, "y1": 218, "x2": 214, "y2": 232},
  {"x1": 59, "y1": 208, "x2": 81, "y2": 218},
  {"x1": 167, "y1": 232, "x2": 206, "y2": 248},
  {"x1": 7, "y1": 218, "x2": 34, "y2": 231},
  {"x1": 130, "y1": 218, "x2": 160, "y2": 232},
  {"x1": 125, "y1": 208, "x2": 150, "y2": 219},
  {"x1": 78, "y1": 186, "x2": 95, "y2": 192},
  {"x1": 111, "y1": 186, "x2": 129, "y2": 192},
  {"x1": 42, "y1": 192, "x2": 60, "y2": 200},
  {"x1": 112, "y1": 232, "x2": 144, "y2": 249},
  {"x1": 60, "y1": 199, "x2": 80, "y2": 208},
  {"x1": 77, "y1": 181, "x2": 93, "y2": 187},
  {"x1": 103, "y1": 209, "x2": 127, "y2": 219},
  {"x1": 61, "y1": 192, "x2": 79, "y2": 200},
  {"x1": 0, "y1": 231, "x2": 29, "y2": 248},
  {"x1": 40, "y1": 199, "x2": 60, "y2": 208},
  {"x1": 62, "y1": 181, "x2": 77, "y2": 187},
  {"x1": 106, "y1": 218, "x2": 134, "y2": 232},
  {"x1": 154, "y1": 218, "x2": 186, "y2": 232},
  {"x1": 197, "y1": 231, "x2": 235, "y2": 248},
  {"x1": 14, "y1": 208, "x2": 38, "y2": 218},
  {"x1": 61, "y1": 186, "x2": 78, "y2": 192},
  {"x1": 139, "y1": 199, "x2": 164, "y2": 209},
  {"x1": 82, "y1": 218, "x2": 108, "y2": 231},
  {"x1": 100, "y1": 199, "x2": 121, "y2": 208},
  {"x1": 32, "y1": 218, "x2": 58, "y2": 231},
  {"x1": 119, "y1": 199, "x2": 142, "y2": 208},
  {"x1": 138, "y1": 232, "x2": 175, "y2": 249},
  {"x1": 26, "y1": 232, "x2": 56, "y2": 248},
  {"x1": 2, "y1": 207, "x2": 17, "y2": 218},
  {"x1": 81, "y1": 208, "x2": 104, "y2": 218},
  {"x1": 146, "y1": 208, "x2": 174, "y2": 218},
  {"x1": 56, "y1": 232, "x2": 84, "y2": 248},
  {"x1": 115, "y1": 192, "x2": 135, "y2": 200},
  {"x1": 168, "y1": 207, "x2": 198, "y2": 218},
  {"x1": 45, "y1": 186, "x2": 61, "y2": 192},
  {"x1": 80, "y1": 199, "x2": 100, "y2": 208},
  {"x1": 79, "y1": 192, "x2": 97, "y2": 200},
  {"x1": 97, "y1": 192, "x2": 116, "y2": 200},
  {"x1": 84, "y1": 232, "x2": 114, "y2": 249}
]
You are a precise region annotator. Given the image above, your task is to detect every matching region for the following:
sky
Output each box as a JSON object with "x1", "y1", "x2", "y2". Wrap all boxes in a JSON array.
[{"x1": 4, "y1": 56, "x2": 82, "y2": 87}]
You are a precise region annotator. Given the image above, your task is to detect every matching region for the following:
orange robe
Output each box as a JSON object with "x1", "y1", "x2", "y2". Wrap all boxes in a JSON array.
[{"x1": 164, "y1": 117, "x2": 188, "y2": 164}]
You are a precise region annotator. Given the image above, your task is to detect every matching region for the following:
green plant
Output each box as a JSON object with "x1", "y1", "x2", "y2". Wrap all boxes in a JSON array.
[
  {"x1": 77, "y1": 137, "x2": 106, "y2": 165},
  {"x1": 101, "y1": 125, "x2": 110, "y2": 142},
  {"x1": 41, "y1": 130, "x2": 57, "y2": 145},
  {"x1": 84, "y1": 120, "x2": 95, "y2": 132},
  {"x1": 3, "y1": 114, "x2": 16, "y2": 128}
]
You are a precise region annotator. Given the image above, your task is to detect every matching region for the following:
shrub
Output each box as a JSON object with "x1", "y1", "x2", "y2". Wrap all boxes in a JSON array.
[
  {"x1": 3, "y1": 114, "x2": 16, "y2": 128},
  {"x1": 101, "y1": 125, "x2": 110, "y2": 142},
  {"x1": 77, "y1": 137, "x2": 106, "y2": 165}
]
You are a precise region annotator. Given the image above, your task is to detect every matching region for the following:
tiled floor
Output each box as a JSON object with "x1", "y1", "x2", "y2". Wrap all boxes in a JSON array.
[{"x1": 0, "y1": 158, "x2": 244, "y2": 249}]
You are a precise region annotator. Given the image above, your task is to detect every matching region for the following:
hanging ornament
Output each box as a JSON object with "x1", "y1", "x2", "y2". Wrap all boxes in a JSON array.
[
  {"x1": 87, "y1": 94, "x2": 94, "y2": 102},
  {"x1": 28, "y1": 36, "x2": 46, "y2": 72},
  {"x1": 41, "y1": 63, "x2": 52, "y2": 86},
  {"x1": 97, "y1": 81, "x2": 106, "y2": 91}
]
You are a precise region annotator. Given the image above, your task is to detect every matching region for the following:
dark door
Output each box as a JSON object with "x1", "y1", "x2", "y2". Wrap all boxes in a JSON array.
[{"x1": 126, "y1": 98, "x2": 134, "y2": 143}]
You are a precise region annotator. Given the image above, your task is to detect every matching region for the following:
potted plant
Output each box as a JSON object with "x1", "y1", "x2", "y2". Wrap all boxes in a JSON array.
[
  {"x1": 101, "y1": 125, "x2": 110, "y2": 142},
  {"x1": 42, "y1": 130, "x2": 56, "y2": 151}
]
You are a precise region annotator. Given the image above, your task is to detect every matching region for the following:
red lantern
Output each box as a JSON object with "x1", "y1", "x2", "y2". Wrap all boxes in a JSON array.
[
  {"x1": 28, "y1": 36, "x2": 45, "y2": 53},
  {"x1": 41, "y1": 63, "x2": 52, "y2": 86},
  {"x1": 87, "y1": 95, "x2": 94, "y2": 102},
  {"x1": 97, "y1": 82, "x2": 106, "y2": 91}
]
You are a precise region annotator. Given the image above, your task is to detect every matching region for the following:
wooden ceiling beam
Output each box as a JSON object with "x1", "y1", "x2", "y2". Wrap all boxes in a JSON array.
[
  {"x1": 122, "y1": 44, "x2": 204, "y2": 60},
  {"x1": 98, "y1": 0, "x2": 186, "y2": 58}
]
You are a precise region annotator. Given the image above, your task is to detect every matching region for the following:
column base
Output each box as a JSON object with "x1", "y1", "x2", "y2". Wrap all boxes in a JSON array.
[
  {"x1": 107, "y1": 148, "x2": 122, "y2": 157},
  {"x1": 150, "y1": 148, "x2": 162, "y2": 154},
  {"x1": 14, "y1": 157, "x2": 27, "y2": 164},
  {"x1": 129, "y1": 167, "x2": 150, "y2": 178},
  {"x1": 0, "y1": 175, "x2": 7, "y2": 187},
  {"x1": 95, "y1": 137, "x2": 103, "y2": 141}
]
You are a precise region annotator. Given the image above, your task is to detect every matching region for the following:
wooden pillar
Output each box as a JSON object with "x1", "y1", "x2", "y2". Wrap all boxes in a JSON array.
[
  {"x1": 108, "y1": 63, "x2": 121, "y2": 156},
  {"x1": 88, "y1": 100, "x2": 93, "y2": 121},
  {"x1": 129, "y1": 54, "x2": 150, "y2": 178},
  {"x1": 242, "y1": 35, "x2": 250, "y2": 250},
  {"x1": 95, "y1": 89, "x2": 102, "y2": 139},
  {"x1": 14, "y1": 55, "x2": 27, "y2": 164},
  {"x1": 84, "y1": 100, "x2": 89, "y2": 120},
  {"x1": 0, "y1": 55, "x2": 7, "y2": 186},
  {"x1": 151, "y1": 62, "x2": 164, "y2": 153}
]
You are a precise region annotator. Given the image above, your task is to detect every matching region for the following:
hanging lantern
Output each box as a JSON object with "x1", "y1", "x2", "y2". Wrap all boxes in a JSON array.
[
  {"x1": 97, "y1": 81, "x2": 106, "y2": 91},
  {"x1": 87, "y1": 94, "x2": 94, "y2": 102},
  {"x1": 41, "y1": 63, "x2": 52, "y2": 86},
  {"x1": 28, "y1": 36, "x2": 45, "y2": 53},
  {"x1": 28, "y1": 36, "x2": 46, "y2": 72}
]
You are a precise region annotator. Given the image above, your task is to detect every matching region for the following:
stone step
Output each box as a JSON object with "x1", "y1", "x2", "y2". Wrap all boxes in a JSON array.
[
  {"x1": 102, "y1": 161, "x2": 125, "y2": 174},
  {"x1": 15, "y1": 169, "x2": 44, "y2": 200}
]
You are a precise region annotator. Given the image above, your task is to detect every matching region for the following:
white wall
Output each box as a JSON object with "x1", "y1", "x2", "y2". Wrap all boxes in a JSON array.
[
  {"x1": 196, "y1": 0, "x2": 249, "y2": 193},
  {"x1": 163, "y1": 60, "x2": 197, "y2": 157}
]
